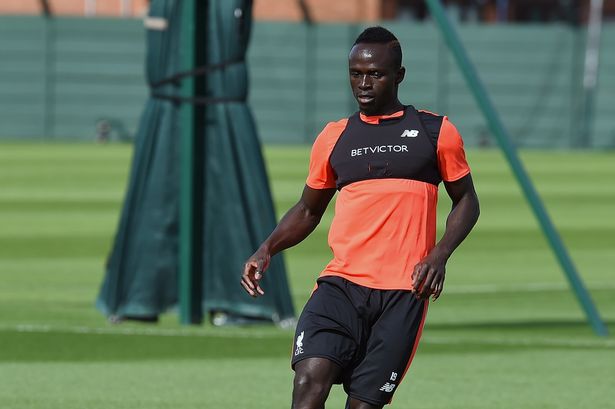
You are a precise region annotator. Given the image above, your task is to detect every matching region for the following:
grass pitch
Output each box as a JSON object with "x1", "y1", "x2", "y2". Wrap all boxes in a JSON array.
[{"x1": 0, "y1": 143, "x2": 614, "y2": 409}]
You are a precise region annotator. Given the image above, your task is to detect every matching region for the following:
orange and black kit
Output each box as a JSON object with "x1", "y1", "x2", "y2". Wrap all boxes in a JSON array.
[{"x1": 292, "y1": 106, "x2": 471, "y2": 404}]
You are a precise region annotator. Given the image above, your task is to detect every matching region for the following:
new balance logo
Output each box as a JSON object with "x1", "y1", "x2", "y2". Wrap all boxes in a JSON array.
[
  {"x1": 294, "y1": 331, "x2": 304, "y2": 356},
  {"x1": 401, "y1": 129, "x2": 419, "y2": 137},
  {"x1": 379, "y1": 382, "x2": 396, "y2": 393}
]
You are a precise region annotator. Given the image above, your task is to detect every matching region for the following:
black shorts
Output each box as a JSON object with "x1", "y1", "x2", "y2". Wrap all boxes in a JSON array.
[{"x1": 291, "y1": 275, "x2": 428, "y2": 406}]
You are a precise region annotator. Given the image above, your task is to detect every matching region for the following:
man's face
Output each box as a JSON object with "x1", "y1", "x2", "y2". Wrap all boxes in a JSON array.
[{"x1": 348, "y1": 43, "x2": 405, "y2": 116}]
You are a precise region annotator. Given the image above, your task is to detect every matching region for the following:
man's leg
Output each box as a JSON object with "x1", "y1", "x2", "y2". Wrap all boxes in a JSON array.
[
  {"x1": 292, "y1": 357, "x2": 343, "y2": 409},
  {"x1": 345, "y1": 397, "x2": 383, "y2": 409}
]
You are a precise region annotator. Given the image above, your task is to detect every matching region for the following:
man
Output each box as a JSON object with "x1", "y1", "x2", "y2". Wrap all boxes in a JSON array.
[{"x1": 241, "y1": 27, "x2": 479, "y2": 409}]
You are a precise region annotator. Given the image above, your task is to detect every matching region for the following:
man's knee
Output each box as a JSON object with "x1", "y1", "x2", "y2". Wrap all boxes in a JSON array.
[
  {"x1": 292, "y1": 358, "x2": 341, "y2": 408},
  {"x1": 346, "y1": 397, "x2": 384, "y2": 409},
  {"x1": 293, "y1": 371, "x2": 331, "y2": 399}
]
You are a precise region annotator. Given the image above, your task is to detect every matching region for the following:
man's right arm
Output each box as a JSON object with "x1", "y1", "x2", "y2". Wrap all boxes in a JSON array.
[{"x1": 240, "y1": 185, "x2": 336, "y2": 297}]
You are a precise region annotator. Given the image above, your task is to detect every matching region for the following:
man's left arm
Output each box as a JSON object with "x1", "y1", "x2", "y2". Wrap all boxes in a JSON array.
[{"x1": 412, "y1": 173, "x2": 480, "y2": 300}]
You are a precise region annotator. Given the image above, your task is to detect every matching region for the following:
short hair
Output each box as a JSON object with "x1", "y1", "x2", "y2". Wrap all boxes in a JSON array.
[{"x1": 353, "y1": 26, "x2": 402, "y2": 68}]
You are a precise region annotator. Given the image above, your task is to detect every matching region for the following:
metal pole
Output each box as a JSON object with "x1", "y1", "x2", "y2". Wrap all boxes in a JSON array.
[
  {"x1": 42, "y1": 10, "x2": 55, "y2": 139},
  {"x1": 425, "y1": 0, "x2": 608, "y2": 336},
  {"x1": 304, "y1": 25, "x2": 317, "y2": 143},
  {"x1": 298, "y1": 0, "x2": 313, "y2": 24},
  {"x1": 39, "y1": 0, "x2": 52, "y2": 16},
  {"x1": 298, "y1": 0, "x2": 315, "y2": 142},
  {"x1": 579, "y1": 0, "x2": 604, "y2": 147},
  {"x1": 179, "y1": 0, "x2": 202, "y2": 324}
]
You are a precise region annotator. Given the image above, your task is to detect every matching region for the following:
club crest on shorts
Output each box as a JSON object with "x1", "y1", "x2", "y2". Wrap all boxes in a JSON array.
[{"x1": 294, "y1": 331, "x2": 304, "y2": 356}]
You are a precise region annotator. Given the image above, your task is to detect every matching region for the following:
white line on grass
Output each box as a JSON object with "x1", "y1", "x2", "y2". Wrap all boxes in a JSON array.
[
  {"x1": 3, "y1": 323, "x2": 614, "y2": 349},
  {"x1": 3, "y1": 324, "x2": 281, "y2": 339}
]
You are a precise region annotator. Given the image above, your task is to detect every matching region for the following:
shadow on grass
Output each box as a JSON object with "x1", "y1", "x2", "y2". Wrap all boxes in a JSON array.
[{"x1": 0, "y1": 329, "x2": 293, "y2": 363}]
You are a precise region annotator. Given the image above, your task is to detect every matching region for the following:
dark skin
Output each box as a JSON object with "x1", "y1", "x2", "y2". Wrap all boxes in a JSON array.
[
  {"x1": 349, "y1": 41, "x2": 405, "y2": 117},
  {"x1": 241, "y1": 42, "x2": 480, "y2": 409}
]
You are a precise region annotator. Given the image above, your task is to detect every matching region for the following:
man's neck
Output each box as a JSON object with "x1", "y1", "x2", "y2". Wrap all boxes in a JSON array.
[{"x1": 361, "y1": 101, "x2": 404, "y2": 117}]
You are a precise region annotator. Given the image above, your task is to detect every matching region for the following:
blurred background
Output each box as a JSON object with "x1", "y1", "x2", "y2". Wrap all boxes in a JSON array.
[
  {"x1": 1, "y1": 0, "x2": 614, "y2": 146},
  {"x1": 0, "y1": 1, "x2": 613, "y2": 409}
]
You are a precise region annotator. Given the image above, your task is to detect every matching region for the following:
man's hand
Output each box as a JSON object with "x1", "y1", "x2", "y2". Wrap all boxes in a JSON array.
[
  {"x1": 239, "y1": 186, "x2": 335, "y2": 298},
  {"x1": 241, "y1": 247, "x2": 271, "y2": 297},
  {"x1": 412, "y1": 250, "x2": 448, "y2": 301}
]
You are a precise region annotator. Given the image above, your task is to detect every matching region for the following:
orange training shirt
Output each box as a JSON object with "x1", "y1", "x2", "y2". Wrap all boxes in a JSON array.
[{"x1": 305, "y1": 107, "x2": 470, "y2": 290}]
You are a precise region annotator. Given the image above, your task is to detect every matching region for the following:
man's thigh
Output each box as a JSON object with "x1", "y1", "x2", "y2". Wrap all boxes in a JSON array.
[
  {"x1": 344, "y1": 291, "x2": 427, "y2": 406},
  {"x1": 291, "y1": 276, "x2": 363, "y2": 373}
]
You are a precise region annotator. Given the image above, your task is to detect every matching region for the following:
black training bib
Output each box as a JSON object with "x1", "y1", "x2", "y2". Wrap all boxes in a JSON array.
[{"x1": 329, "y1": 106, "x2": 442, "y2": 189}]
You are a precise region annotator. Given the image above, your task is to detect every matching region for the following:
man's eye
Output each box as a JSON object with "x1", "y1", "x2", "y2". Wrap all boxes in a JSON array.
[
  {"x1": 371, "y1": 72, "x2": 382, "y2": 78},
  {"x1": 350, "y1": 72, "x2": 360, "y2": 77}
]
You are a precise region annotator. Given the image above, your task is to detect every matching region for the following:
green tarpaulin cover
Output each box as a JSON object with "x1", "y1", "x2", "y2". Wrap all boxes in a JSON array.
[{"x1": 97, "y1": 0, "x2": 295, "y2": 325}]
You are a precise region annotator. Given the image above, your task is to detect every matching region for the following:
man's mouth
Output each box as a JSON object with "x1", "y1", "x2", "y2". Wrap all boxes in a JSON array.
[{"x1": 357, "y1": 95, "x2": 374, "y2": 104}]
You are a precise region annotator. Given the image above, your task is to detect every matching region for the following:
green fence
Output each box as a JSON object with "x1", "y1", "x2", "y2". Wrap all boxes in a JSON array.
[
  {"x1": 1, "y1": 16, "x2": 614, "y2": 147},
  {"x1": 0, "y1": 17, "x2": 145, "y2": 140}
]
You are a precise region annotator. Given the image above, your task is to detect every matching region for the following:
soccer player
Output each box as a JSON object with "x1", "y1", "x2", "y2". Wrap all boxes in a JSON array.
[{"x1": 241, "y1": 26, "x2": 480, "y2": 409}]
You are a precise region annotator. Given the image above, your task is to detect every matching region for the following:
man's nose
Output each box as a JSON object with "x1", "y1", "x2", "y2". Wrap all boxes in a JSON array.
[{"x1": 359, "y1": 75, "x2": 371, "y2": 89}]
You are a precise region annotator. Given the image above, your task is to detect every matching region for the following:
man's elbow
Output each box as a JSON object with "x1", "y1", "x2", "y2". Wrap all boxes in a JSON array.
[
  {"x1": 456, "y1": 190, "x2": 479, "y2": 222},
  {"x1": 471, "y1": 194, "x2": 480, "y2": 222},
  {"x1": 298, "y1": 201, "x2": 324, "y2": 224}
]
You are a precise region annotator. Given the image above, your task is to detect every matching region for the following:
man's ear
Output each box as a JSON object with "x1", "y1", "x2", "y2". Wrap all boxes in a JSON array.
[{"x1": 396, "y1": 66, "x2": 406, "y2": 84}]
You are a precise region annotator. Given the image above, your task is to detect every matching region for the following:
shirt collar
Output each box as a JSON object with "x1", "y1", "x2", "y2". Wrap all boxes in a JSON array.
[{"x1": 359, "y1": 109, "x2": 404, "y2": 124}]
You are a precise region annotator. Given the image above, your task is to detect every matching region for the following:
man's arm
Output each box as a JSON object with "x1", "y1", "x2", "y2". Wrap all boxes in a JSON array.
[
  {"x1": 412, "y1": 173, "x2": 480, "y2": 300},
  {"x1": 240, "y1": 185, "x2": 336, "y2": 297}
]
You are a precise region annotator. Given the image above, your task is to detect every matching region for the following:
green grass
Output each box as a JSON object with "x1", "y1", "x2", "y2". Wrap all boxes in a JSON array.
[{"x1": 0, "y1": 143, "x2": 614, "y2": 408}]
